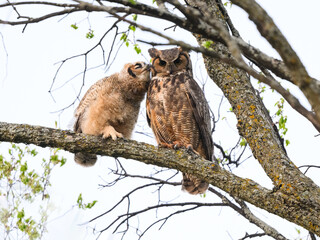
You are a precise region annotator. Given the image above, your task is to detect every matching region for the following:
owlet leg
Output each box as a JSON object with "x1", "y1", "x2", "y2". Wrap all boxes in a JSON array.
[{"x1": 102, "y1": 125, "x2": 123, "y2": 140}]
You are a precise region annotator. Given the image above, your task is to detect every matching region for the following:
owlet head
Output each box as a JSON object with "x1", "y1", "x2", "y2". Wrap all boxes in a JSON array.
[
  {"x1": 120, "y1": 61, "x2": 151, "y2": 96},
  {"x1": 121, "y1": 61, "x2": 151, "y2": 83},
  {"x1": 148, "y1": 47, "x2": 192, "y2": 77}
]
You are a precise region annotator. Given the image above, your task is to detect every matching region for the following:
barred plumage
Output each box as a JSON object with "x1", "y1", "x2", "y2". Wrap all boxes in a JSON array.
[{"x1": 146, "y1": 47, "x2": 214, "y2": 195}]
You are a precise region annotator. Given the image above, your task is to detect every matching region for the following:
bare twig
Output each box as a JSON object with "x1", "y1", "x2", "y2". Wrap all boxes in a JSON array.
[
  {"x1": 238, "y1": 232, "x2": 266, "y2": 240},
  {"x1": 49, "y1": 17, "x2": 125, "y2": 112},
  {"x1": 299, "y1": 165, "x2": 320, "y2": 175},
  {"x1": 235, "y1": 199, "x2": 289, "y2": 240}
]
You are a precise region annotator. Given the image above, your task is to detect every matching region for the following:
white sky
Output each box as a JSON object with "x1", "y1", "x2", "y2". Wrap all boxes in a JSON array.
[{"x1": 0, "y1": 0, "x2": 320, "y2": 239}]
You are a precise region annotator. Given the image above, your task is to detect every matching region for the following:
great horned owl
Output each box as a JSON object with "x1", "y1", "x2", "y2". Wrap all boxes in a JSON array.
[
  {"x1": 146, "y1": 47, "x2": 213, "y2": 195},
  {"x1": 74, "y1": 62, "x2": 151, "y2": 166}
]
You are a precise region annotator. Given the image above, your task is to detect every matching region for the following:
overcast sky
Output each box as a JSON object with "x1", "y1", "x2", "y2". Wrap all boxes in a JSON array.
[{"x1": 0, "y1": 1, "x2": 320, "y2": 239}]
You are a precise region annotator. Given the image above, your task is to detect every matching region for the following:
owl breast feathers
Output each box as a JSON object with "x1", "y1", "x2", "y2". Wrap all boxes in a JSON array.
[
  {"x1": 146, "y1": 47, "x2": 214, "y2": 195},
  {"x1": 74, "y1": 62, "x2": 151, "y2": 166}
]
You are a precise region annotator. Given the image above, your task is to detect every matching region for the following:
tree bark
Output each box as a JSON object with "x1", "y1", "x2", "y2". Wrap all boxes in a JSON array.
[{"x1": 0, "y1": 121, "x2": 319, "y2": 236}]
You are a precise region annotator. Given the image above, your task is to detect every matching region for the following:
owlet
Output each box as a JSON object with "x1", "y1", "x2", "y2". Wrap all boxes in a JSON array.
[{"x1": 74, "y1": 62, "x2": 151, "y2": 166}]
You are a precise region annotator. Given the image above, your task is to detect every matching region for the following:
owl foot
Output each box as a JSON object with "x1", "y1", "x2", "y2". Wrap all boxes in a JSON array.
[
  {"x1": 102, "y1": 126, "x2": 123, "y2": 140},
  {"x1": 158, "y1": 142, "x2": 175, "y2": 148},
  {"x1": 186, "y1": 145, "x2": 201, "y2": 157},
  {"x1": 173, "y1": 141, "x2": 185, "y2": 149}
]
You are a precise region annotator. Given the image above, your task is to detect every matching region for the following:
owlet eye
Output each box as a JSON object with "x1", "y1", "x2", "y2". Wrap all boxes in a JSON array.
[
  {"x1": 134, "y1": 63, "x2": 143, "y2": 69},
  {"x1": 159, "y1": 60, "x2": 166, "y2": 66}
]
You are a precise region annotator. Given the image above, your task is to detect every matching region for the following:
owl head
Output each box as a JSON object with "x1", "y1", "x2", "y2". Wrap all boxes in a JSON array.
[
  {"x1": 119, "y1": 61, "x2": 151, "y2": 97},
  {"x1": 148, "y1": 47, "x2": 192, "y2": 77},
  {"x1": 121, "y1": 61, "x2": 151, "y2": 83}
]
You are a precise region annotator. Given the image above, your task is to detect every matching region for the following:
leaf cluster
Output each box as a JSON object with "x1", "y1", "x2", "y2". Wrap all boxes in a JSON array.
[{"x1": 0, "y1": 144, "x2": 66, "y2": 239}]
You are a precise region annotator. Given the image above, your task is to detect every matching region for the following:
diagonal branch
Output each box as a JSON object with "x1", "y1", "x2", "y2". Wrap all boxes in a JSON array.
[
  {"x1": 130, "y1": 19, "x2": 320, "y2": 132},
  {"x1": 230, "y1": 0, "x2": 320, "y2": 123},
  {"x1": 0, "y1": 121, "x2": 319, "y2": 236}
]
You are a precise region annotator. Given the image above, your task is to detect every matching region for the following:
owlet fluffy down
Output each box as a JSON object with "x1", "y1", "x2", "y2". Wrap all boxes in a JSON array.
[
  {"x1": 146, "y1": 47, "x2": 214, "y2": 195},
  {"x1": 74, "y1": 62, "x2": 151, "y2": 166}
]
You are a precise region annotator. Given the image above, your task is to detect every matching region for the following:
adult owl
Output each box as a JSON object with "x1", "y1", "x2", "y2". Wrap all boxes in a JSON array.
[
  {"x1": 146, "y1": 47, "x2": 214, "y2": 195},
  {"x1": 74, "y1": 62, "x2": 151, "y2": 166}
]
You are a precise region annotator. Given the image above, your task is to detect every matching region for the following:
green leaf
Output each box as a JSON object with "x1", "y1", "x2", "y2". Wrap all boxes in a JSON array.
[
  {"x1": 85, "y1": 200, "x2": 97, "y2": 209},
  {"x1": 128, "y1": 0, "x2": 137, "y2": 4},
  {"x1": 223, "y1": 1, "x2": 233, "y2": 7},
  {"x1": 132, "y1": 14, "x2": 138, "y2": 21},
  {"x1": 77, "y1": 193, "x2": 83, "y2": 208},
  {"x1": 240, "y1": 138, "x2": 247, "y2": 147},
  {"x1": 30, "y1": 149, "x2": 38, "y2": 157},
  {"x1": 17, "y1": 209, "x2": 25, "y2": 220},
  {"x1": 71, "y1": 24, "x2": 78, "y2": 30},
  {"x1": 76, "y1": 193, "x2": 97, "y2": 210},
  {"x1": 285, "y1": 139, "x2": 290, "y2": 146},
  {"x1": 20, "y1": 162, "x2": 28, "y2": 173},
  {"x1": 60, "y1": 157, "x2": 67, "y2": 167},
  {"x1": 202, "y1": 40, "x2": 213, "y2": 49},
  {"x1": 86, "y1": 29, "x2": 94, "y2": 39},
  {"x1": 120, "y1": 33, "x2": 127, "y2": 42},
  {"x1": 200, "y1": 193, "x2": 206, "y2": 198},
  {"x1": 134, "y1": 44, "x2": 141, "y2": 54},
  {"x1": 129, "y1": 25, "x2": 136, "y2": 32}
]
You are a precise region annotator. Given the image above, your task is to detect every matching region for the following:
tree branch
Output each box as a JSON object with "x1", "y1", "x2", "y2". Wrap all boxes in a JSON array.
[
  {"x1": 230, "y1": 0, "x2": 320, "y2": 123},
  {"x1": 0, "y1": 122, "x2": 319, "y2": 236},
  {"x1": 186, "y1": 0, "x2": 320, "y2": 208}
]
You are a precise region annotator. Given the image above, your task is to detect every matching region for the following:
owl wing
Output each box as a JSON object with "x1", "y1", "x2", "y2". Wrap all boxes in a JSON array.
[
  {"x1": 74, "y1": 77, "x2": 107, "y2": 132},
  {"x1": 146, "y1": 81, "x2": 173, "y2": 144},
  {"x1": 184, "y1": 76, "x2": 213, "y2": 162}
]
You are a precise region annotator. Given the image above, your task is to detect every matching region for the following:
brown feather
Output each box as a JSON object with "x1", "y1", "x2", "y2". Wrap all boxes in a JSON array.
[{"x1": 146, "y1": 49, "x2": 214, "y2": 195}]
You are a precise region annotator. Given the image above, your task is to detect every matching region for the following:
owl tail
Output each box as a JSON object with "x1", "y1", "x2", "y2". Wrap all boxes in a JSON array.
[
  {"x1": 74, "y1": 152, "x2": 97, "y2": 167},
  {"x1": 182, "y1": 173, "x2": 209, "y2": 195}
]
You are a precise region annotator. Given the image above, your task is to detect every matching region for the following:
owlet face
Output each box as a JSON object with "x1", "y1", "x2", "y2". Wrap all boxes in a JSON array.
[
  {"x1": 119, "y1": 61, "x2": 151, "y2": 96},
  {"x1": 123, "y1": 61, "x2": 151, "y2": 83},
  {"x1": 148, "y1": 47, "x2": 191, "y2": 77}
]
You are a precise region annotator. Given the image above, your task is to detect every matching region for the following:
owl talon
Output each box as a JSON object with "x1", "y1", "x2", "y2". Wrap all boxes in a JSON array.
[
  {"x1": 159, "y1": 142, "x2": 174, "y2": 148},
  {"x1": 173, "y1": 142, "x2": 184, "y2": 149},
  {"x1": 102, "y1": 126, "x2": 123, "y2": 140},
  {"x1": 186, "y1": 144, "x2": 194, "y2": 151}
]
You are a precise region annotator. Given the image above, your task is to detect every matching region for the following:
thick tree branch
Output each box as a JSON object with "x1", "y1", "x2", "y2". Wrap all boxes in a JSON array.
[
  {"x1": 187, "y1": 0, "x2": 320, "y2": 197},
  {"x1": 133, "y1": 22, "x2": 320, "y2": 132},
  {"x1": 230, "y1": 0, "x2": 320, "y2": 123},
  {"x1": 0, "y1": 122, "x2": 319, "y2": 236}
]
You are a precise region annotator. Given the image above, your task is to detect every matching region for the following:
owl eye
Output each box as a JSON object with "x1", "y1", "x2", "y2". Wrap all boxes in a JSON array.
[
  {"x1": 134, "y1": 63, "x2": 143, "y2": 69},
  {"x1": 159, "y1": 60, "x2": 167, "y2": 66},
  {"x1": 174, "y1": 58, "x2": 181, "y2": 64}
]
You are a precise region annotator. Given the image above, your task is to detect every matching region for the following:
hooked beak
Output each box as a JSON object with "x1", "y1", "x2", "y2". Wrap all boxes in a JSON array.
[{"x1": 146, "y1": 64, "x2": 152, "y2": 70}]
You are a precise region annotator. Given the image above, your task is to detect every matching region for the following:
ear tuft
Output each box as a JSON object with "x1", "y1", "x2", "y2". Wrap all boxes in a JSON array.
[
  {"x1": 178, "y1": 46, "x2": 190, "y2": 54},
  {"x1": 148, "y1": 48, "x2": 159, "y2": 58}
]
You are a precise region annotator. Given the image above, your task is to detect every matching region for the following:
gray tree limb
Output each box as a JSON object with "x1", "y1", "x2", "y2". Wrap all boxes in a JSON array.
[{"x1": 0, "y1": 121, "x2": 319, "y2": 236}]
